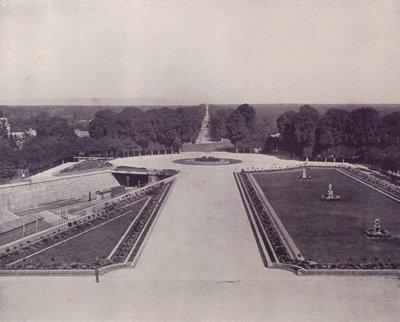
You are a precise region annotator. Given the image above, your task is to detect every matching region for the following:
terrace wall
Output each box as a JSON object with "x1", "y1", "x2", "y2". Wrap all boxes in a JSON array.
[
  {"x1": 0, "y1": 171, "x2": 119, "y2": 211},
  {"x1": 0, "y1": 175, "x2": 176, "y2": 256}
]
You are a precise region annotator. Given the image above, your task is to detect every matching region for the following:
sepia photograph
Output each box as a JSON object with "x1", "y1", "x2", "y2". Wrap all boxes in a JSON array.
[{"x1": 0, "y1": 0, "x2": 400, "y2": 321}]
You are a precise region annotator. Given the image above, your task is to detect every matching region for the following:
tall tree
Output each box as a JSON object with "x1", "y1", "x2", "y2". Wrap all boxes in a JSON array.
[
  {"x1": 377, "y1": 111, "x2": 400, "y2": 148},
  {"x1": 209, "y1": 108, "x2": 230, "y2": 141},
  {"x1": 36, "y1": 116, "x2": 76, "y2": 138},
  {"x1": 315, "y1": 108, "x2": 350, "y2": 153},
  {"x1": 177, "y1": 105, "x2": 205, "y2": 143},
  {"x1": 89, "y1": 109, "x2": 119, "y2": 139},
  {"x1": 294, "y1": 105, "x2": 320, "y2": 157},
  {"x1": 0, "y1": 138, "x2": 16, "y2": 180},
  {"x1": 117, "y1": 107, "x2": 155, "y2": 149},
  {"x1": 225, "y1": 104, "x2": 257, "y2": 147},
  {"x1": 147, "y1": 108, "x2": 181, "y2": 148},
  {"x1": 345, "y1": 107, "x2": 379, "y2": 148},
  {"x1": 226, "y1": 112, "x2": 249, "y2": 145},
  {"x1": 262, "y1": 112, "x2": 276, "y2": 135},
  {"x1": 0, "y1": 116, "x2": 9, "y2": 139},
  {"x1": 276, "y1": 110, "x2": 297, "y2": 154},
  {"x1": 236, "y1": 104, "x2": 256, "y2": 131}
]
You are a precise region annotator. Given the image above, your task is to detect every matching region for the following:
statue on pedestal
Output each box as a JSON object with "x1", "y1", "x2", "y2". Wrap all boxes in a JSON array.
[
  {"x1": 363, "y1": 218, "x2": 391, "y2": 239},
  {"x1": 319, "y1": 183, "x2": 341, "y2": 201},
  {"x1": 298, "y1": 168, "x2": 311, "y2": 180}
]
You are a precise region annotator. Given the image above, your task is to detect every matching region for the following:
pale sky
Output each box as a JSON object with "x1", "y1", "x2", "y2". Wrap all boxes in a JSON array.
[{"x1": 1, "y1": 0, "x2": 400, "y2": 105}]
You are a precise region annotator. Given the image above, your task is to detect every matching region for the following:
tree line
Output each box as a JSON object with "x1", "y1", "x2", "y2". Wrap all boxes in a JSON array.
[
  {"x1": 2, "y1": 103, "x2": 400, "y2": 182},
  {"x1": 209, "y1": 103, "x2": 270, "y2": 150},
  {"x1": 0, "y1": 105, "x2": 206, "y2": 181},
  {"x1": 0, "y1": 112, "x2": 81, "y2": 181},
  {"x1": 88, "y1": 105, "x2": 205, "y2": 149},
  {"x1": 209, "y1": 103, "x2": 400, "y2": 171},
  {"x1": 274, "y1": 105, "x2": 400, "y2": 170}
]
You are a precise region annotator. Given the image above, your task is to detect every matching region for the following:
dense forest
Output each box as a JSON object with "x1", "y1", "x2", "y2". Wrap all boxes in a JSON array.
[
  {"x1": 209, "y1": 104, "x2": 400, "y2": 170},
  {"x1": 0, "y1": 104, "x2": 206, "y2": 132},
  {"x1": 0, "y1": 105, "x2": 205, "y2": 181},
  {"x1": 209, "y1": 103, "x2": 400, "y2": 141},
  {"x1": 275, "y1": 105, "x2": 400, "y2": 170},
  {"x1": 209, "y1": 104, "x2": 279, "y2": 150}
]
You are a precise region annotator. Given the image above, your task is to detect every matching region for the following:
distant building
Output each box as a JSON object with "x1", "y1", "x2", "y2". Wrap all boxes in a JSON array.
[
  {"x1": 25, "y1": 128, "x2": 37, "y2": 137},
  {"x1": 270, "y1": 132, "x2": 281, "y2": 138},
  {"x1": 0, "y1": 116, "x2": 37, "y2": 148},
  {"x1": 74, "y1": 129, "x2": 90, "y2": 138},
  {"x1": 0, "y1": 117, "x2": 11, "y2": 135}
]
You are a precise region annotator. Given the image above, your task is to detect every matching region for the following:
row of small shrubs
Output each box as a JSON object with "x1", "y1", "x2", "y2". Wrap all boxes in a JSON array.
[
  {"x1": 240, "y1": 173, "x2": 291, "y2": 262},
  {"x1": 111, "y1": 183, "x2": 169, "y2": 263},
  {"x1": 9, "y1": 256, "x2": 115, "y2": 271},
  {"x1": 284, "y1": 257, "x2": 400, "y2": 270},
  {"x1": 241, "y1": 162, "x2": 347, "y2": 174},
  {"x1": 344, "y1": 166, "x2": 400, "y2": 198}
]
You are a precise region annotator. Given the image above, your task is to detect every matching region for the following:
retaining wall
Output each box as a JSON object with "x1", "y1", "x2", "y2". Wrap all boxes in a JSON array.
[
  {"x1": 0, "y1": 171, "x2": 119, "y2": 211},
  {"x1": 0, "y1": 176, "x2": 176, "y2": 255}
]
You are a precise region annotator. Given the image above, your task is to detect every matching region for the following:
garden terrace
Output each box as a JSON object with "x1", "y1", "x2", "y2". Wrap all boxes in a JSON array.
[
  {"x1": 0, "y1": 180, "x2": 174, "y2": 270},
  {"x1": 246, "y1": 168, "x2": 400, "y2": 270}
]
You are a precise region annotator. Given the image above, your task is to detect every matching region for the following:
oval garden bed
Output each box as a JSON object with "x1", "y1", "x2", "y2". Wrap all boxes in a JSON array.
[{"x1": 173, "y1": 156, "x2": 241, "y2": 166}]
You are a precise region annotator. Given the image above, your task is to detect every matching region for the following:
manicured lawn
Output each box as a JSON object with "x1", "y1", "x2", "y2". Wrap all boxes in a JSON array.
[
  {"x1": 21, "y1": 198, "x2": 148, "y2": 266},
  {"x1": 253, "y1": 168, "x2": 400, "y2": 264}
]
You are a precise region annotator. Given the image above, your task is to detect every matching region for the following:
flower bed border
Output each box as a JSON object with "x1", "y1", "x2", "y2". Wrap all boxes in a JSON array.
[
  {"x1": 0, "y1": 194, "x2": 154, "y2": 270},
  {"x1": 108, "y1": 181, "x2": 173, "y2": 264},
  {"x1": 0, "y1": 176, "x2": 176, "y2": 277},
  {"x1": 235, "y1": 167, "x2": 400, "y2": 276}
]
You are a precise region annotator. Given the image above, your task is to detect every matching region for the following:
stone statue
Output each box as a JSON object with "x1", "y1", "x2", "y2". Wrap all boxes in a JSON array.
[
  {"x1": 327, "y1": 184, "x2": 334, "y2": 198},
  {"x1": 364, "y1": 218, "x2": 391, "y2": 239},
  {"x1": 320, "y1": 183, "x2": 341, "y2": 201},
  {"x1": 298, "y1": 168, "x2": 311, "y2": 179},
  {"x1": 374, "y1": 219, "x2": 381, "y2": 234}
]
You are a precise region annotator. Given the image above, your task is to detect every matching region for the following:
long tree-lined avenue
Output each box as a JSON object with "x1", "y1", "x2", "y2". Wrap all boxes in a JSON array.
[{"x1": 195, "y1": 105, "x2": 213, "y2": 144}]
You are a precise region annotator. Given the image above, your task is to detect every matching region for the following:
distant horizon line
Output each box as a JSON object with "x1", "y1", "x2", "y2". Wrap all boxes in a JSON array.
[{"x1": 1, "y1": 102, "x2": 400, "y2": 107}]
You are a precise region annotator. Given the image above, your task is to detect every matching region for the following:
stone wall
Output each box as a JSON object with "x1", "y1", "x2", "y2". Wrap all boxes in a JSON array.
[{"x1": 0, "y1": 171, "x2": 119, "y2": 211}]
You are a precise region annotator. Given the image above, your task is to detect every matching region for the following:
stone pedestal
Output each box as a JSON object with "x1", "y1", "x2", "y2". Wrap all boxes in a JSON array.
[
  {"x1": 363, "y1": 218, "x2": 391, "y2": 239},
  {"x1": 319, "y1": 183, "x2": 341, "y2": 201}
]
